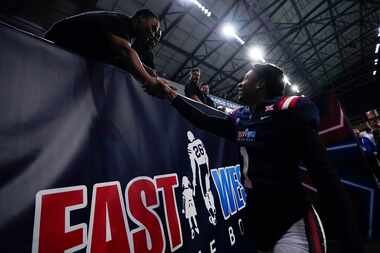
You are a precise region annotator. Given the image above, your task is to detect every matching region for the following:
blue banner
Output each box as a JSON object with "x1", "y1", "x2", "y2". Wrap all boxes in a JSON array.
[{"x1": 0, "y1": 22, "x2": 249, "y2": 253}]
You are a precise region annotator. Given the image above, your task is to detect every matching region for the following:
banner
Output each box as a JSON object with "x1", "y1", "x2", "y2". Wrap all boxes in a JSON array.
[{"x1": 0, "y1": 22, "x2": 249, "y2": 253}]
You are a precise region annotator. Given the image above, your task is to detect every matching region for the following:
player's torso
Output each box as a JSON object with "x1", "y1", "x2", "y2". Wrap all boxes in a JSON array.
[{"x1": 233, "y1": 104, "x2": 301, "y2": 187}]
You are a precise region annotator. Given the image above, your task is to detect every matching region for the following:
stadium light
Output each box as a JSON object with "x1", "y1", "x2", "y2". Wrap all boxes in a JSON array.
[
  {"x1": 222, "y1": 23, "x2": 236, "y2": 37},
  {"x1": 290, "y1": 85, "x2": 300, "y2": 93},
  {"x1": 283, "y1": 75, "x2": 291, "y2": 86},
  {"x1": 378, "y1": 27, "x2": 380, "y2": 37},
  {"x1": 375, "y1": 44, "x2": 380, "y2": 54},
  {"x1": 248, "y1": 47, "x2": 265, "y2": 63},
  {"x1": 373, "y1": 70, "x2": 377, "y2": 76},
  {"x1": 182, "y1": 0, "x2": 213, "y2": 18},
  {"x1": 221, "y1": 23, "x2": 245, "y2": 45}
]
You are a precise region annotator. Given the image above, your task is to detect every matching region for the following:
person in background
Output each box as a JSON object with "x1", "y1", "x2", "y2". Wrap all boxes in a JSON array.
[
  {"x1": 184, "y1": 68, "x2": 215, "y2": 107},
  {"x1": 45, "y1": 9, "x2": 166, "y2": 97},
  {"x1": 185, "y1": 68, "x2": 203, "y2": 102},
  {"x1": 366, "y1": 112, "x2": 380, "y2": 152},
  {"x1": 199, "y1": 82, "x2": 215, "y2": 108},
  {"x1": 147, "y1": 63, "x2": 363, "y2": 253},
  {"x1": 360, "y1": 128, "x2": 380, "y2": 183}
]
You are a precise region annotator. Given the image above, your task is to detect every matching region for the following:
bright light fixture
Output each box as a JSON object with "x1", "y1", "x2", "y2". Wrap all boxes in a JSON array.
[
  {"x1": 290, "y1": 85, "x2": 300, "y2": 93},
  {"x1": 248, "y1": 47, "x2": 265, "y2": 63},
  {"x1": 222, "y1": 23, "x2": 237, "y2": 38},
  {"x1": 221, "y1": 23, "x2": 245, "y2": 45},
  {"x1": 183, "y1": 0, "x2": 213, "y2": 18},
  {"x1": 375, "y1": 44, "x2": 380, "y2": 54},
  {"x1": 283, "y1": 75, "x2": 291, "y2": 86},
  {"x1": 373, "y1": 70, "x2": 377, "y2": 76}
]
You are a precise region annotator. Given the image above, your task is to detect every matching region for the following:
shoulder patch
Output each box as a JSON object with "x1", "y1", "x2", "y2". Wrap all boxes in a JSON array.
[{"x1": 277, "y1": 96, "x2": 301, "y2": 110}]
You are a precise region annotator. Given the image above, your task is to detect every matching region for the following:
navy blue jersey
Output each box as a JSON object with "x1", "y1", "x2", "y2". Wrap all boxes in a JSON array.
[{"x1": 172, "y1": 95, "x2": 363, "y2": 252}]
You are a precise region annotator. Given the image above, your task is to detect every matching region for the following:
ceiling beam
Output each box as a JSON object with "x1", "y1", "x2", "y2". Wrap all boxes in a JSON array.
[
  {"x1": 284, "y1": 2, "x2": 357, "y2": 66},
  {"x1": 207, "y1": 0, "x2": 287, "y2": 91},
  {"x1": 170, "y1": 0, "x2": 242, "y2": 81},
  {"x1": 209, "y1": 0, "x2": 348, "y2": 94},
  {"x1": 290, "y1": 0, "x2": 330, "y2": 82},
  {"x1": 175, "y1": 0, "x2": 282, "y2": 84},
  {"x1": 160, "y1": 40, "x2": 240, "y2": 83},
  {"x1": 326, "y1": 0, "x2": 346, "y2": 72}
]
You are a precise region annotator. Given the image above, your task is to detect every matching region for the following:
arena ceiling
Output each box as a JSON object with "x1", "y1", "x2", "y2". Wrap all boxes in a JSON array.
[
  {"x1": 94, "y1": 0, "x2": 380, "y2": 101},
  {"x1": 2, "y1": 0, "x2": 380, "y2": 101}
]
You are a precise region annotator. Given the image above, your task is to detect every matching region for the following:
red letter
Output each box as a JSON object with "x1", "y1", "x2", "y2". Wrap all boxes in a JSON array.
[
  {"x1": 32, "y1": 186, "x2": 87, "y2": 253},
  {"x1": 155, "y1": 174, "x2": 183, "y2": 252},
  {"x1": 126, "y1": 177, "x2": 165, "y2": 253},
  {"x1": 87, "y1": 182, "x2": 131, "y2": 253}
]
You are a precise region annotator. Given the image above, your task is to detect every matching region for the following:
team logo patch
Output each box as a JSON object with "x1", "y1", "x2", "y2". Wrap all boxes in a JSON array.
[
  {"x1": 265, "y1": 104, "x2": 275, "y2": 112},
  {"x1": 237, "y1": 128, "x2": 256, "y2": 142}
]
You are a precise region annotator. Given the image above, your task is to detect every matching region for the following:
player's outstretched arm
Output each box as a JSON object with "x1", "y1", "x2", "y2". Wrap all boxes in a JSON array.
[{"x1": 155, "y1": 87, "x2": 236, "y2": 140}]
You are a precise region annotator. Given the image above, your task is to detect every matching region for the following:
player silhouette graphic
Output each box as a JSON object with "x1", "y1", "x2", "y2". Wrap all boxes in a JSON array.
[
  {"x1": 186, "y1": 131, "x2": 217, "y2": 225},
  {"x1": 181, "y1": 176, "x2": 199, "y2": 239}
]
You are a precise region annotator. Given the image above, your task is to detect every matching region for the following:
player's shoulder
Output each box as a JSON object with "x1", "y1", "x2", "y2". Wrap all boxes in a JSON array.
[
  {"x1": 276, "y1": 96, "x2": 316, "y2": 111},
  {"x1": 276, "y1": 96, "x2": 319, "y2": 128}
]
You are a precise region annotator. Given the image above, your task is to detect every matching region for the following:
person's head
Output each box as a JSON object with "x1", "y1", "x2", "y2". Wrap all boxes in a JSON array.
[
  {"x1": 187, "y1": 131, "x2": 195, "y2": 142},
  {"x1": 190, "y1": 68, "x2": 201, "y2": 83},
  {"x1": 200, "y1": 82, "x2": 209, "y2": 94},
  {"x1": 237, "y1": 63, "x2": 285, "y2": 106},
  {"x1": 131, "y1": 9, "x2": 161, "y2": 49},
  {"x1": 353, "y1": 128, "x2": 360, "y2": 137}
]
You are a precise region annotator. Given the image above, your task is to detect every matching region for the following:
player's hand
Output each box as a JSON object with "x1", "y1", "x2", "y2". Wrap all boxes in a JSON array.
[
  {"x1": 143, "y1": 77, "x2": 169, "y2": 98},
  {"x1": 143, "y1": 77, "x2": 176, "y2": 100}
]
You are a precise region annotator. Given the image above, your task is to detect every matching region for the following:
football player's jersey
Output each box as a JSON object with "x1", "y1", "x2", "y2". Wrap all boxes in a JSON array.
[
  {"x1": 188, "y1": 139, "x2": 208, "y2": 165},
  {"x1": 229, "y1": 96, "x2": 319, "y2": 187},
  {"x1": 172, "y1": 95, "x2": 363, "y2": 252}
]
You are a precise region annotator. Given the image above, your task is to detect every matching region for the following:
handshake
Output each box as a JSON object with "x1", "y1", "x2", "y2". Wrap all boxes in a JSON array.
[{"x1": 142, "y1": 75, "x2": 177, "y2": 101}]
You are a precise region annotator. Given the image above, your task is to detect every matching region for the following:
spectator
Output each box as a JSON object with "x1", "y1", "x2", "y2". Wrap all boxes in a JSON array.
[
  {"x1": 358, "y1": 129, "x2": 378, "y2": 156},
  {"x1": 45, "y1": 9, "x2": 167, "y2": 97},
  {"x1": 367, "y1": 116, "x2": 380, "y2": 151},
  {"x1": 184, "y1": 68, "x2": 214, "y2": 107},
  {"x1": 359, "y1": 129, "x2": 380, "y2": 183},
  {"x1": 185, "y1": 68, "x2": 202, "y2": 102},
  {"x1": 199, "y1": 83, "x2": 215, "y2": 108}
]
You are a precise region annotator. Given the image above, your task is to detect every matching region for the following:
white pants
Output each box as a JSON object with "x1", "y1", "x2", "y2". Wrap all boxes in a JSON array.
[{"x1": 260, "y1": 207, "x2": 326, "y2": 253}]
